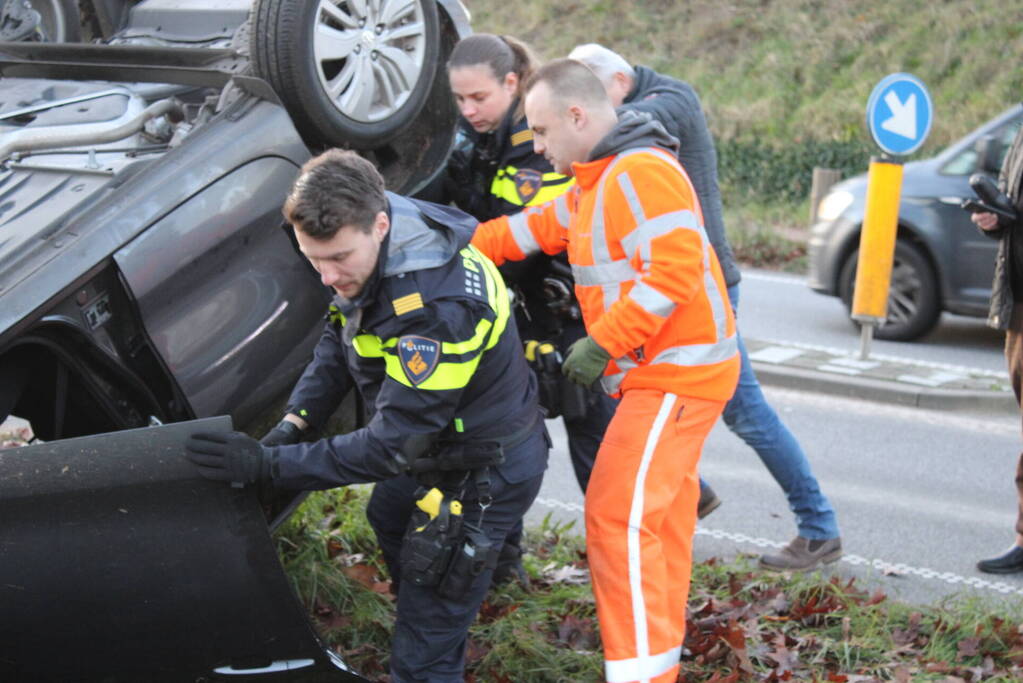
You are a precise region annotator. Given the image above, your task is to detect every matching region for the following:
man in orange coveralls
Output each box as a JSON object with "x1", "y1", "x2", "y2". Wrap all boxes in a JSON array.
[{"x1": 472, "y1": 58, "x2": 740, "y2": 683}]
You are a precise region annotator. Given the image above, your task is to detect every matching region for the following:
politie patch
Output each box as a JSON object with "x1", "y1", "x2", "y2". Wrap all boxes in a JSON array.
[
  {"x1": 513, "y1": 168, "x2": 542, "y2": 204},
  {"x1": 398, "y1": 335, "x2": 441, "y2": 386}
]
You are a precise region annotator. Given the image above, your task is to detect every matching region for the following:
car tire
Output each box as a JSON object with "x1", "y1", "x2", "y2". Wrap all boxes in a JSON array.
[
  {"x1": 838, "y1": 239, "x2": 941, "y2": 341},
  {"x1": 27, "y1": 0, "x2": 80, "y2": 42},
  {"x1": 250, "y1": 0, "x2": 440, "y2": 149}
]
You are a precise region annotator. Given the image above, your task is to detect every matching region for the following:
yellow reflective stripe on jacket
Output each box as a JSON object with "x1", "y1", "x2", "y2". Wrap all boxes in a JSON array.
[
  {"x1": 328, "y1": 305, "x2": 346, "y2": 326},
  {"x1": 474, "y1": 248, "x2": 509, "y2": 349},
  {"x1": 346, "y1": 245, "x2": 511, "y2": 390},
  {"x1": 490, "y1": 165, "x2": 575, "y2": 207},
  {"x1": 382, "y1": 353, "x2": 486, "y2": 390},
  {"x1": 442, "y1": 317, "x2": 493, "y2": 355},
  {"x1": 351, "y1": 334, "x2": 396, "y2": 357}
]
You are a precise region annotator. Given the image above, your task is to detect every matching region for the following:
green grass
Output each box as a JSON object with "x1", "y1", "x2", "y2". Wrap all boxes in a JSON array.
[
  {"x1": 466, "y1": 0, "x2": 1023, "y2": 271},
  {"x1": 469, "y1": 0, "x2": 1022, "y2": 151},
  {"x1": 723, "y1": 201, "x2": 809, "y2": 273},
  {"x1": 278, "y1": 489, "x2": 1023, "y2": 682}
]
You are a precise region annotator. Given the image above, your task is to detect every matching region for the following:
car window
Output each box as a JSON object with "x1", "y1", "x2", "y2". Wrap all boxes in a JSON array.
[{"x1": 941, "y1": 116, "x2": 1023, "y2": 175}]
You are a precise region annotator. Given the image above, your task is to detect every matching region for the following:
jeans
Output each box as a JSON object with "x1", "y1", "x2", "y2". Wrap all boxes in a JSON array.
[{"x1": 700, "y1": 283, "x2": 839, "y2": 540}]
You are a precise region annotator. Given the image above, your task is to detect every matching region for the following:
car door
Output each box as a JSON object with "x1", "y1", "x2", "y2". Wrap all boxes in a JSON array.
[
  {"x1": 113, "y1": 102, "x2": 329, "y2": 426},
  {"x1": 0, "y1": 418, "x2": 368, "y2": 682}
]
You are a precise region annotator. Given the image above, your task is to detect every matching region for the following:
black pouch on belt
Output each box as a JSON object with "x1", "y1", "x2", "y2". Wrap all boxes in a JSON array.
[
  {"x1": 558, "y1": 374, "x2": 598, "y2": 422},
  {"x1": 399, "y1": 489, "x2": 464, "y2": 588},
  {"x1": 436, "y1": 522, "x2": 499, "y2": 600},
  {"x1": 524, "y1": 340, "x2": 564, "y2": 418}
]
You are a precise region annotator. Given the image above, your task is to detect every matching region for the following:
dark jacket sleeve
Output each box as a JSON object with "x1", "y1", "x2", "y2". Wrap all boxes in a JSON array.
[
  {"x1": 285, "y1": 322, "x2": 352, "y2": 429},
  {"x1": 273, "y1": 299, "x2": 486, "y2": 490},
  {"x1": 619, "y1": 75, "x2": 741, "y2": 288},
  {"x1": 444, "y1": 146, "x2": 492, "y2": 220},
  {"x1": 981, "y1": 125, "x2": 1023, "y2": 240}
]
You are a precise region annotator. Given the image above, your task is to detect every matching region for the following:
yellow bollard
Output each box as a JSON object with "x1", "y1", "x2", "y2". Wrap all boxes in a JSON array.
[{"x1": 852, "y1": 156, "x2": 904, "y2": 358}]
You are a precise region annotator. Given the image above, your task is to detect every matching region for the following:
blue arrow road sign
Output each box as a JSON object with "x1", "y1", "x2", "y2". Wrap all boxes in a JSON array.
[{"x1": 866, "y1": 73, "x2": 933, "y2": 156}]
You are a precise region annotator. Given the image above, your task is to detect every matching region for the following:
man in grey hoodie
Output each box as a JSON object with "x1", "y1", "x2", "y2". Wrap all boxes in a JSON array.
[{"x1": 570, "y1": 43, "x2": 842, "y2": 571}]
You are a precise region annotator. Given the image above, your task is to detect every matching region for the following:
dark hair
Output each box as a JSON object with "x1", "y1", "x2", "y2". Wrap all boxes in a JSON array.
[
  {"x1": 283, "y1": 149, "x2": 385, "y2": 239},
  {"x1": 525, "y1": 58, "x2": 610, "y2": 109},
  {"x1": 448, "y1": 33, "x2": 538, "y2": 99}
]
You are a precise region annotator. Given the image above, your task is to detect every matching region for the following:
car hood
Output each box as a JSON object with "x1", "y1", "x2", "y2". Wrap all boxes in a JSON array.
[{"x1": 829, "y1": 156, "x2": 967, "y2": 205}]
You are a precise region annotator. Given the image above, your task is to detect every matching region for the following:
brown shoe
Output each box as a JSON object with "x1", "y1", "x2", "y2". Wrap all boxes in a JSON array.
[
  {"x1": 759, "y1": 536, "x2": 842, "y2": 571},
  {"x1": 697, "y1": 485, "x2": 722, "y2": 519}
]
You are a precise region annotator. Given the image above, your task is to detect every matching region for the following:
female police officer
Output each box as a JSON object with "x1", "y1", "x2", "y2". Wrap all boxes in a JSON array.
[{"x1": 441, "y1": 34, "x2": 618, "y2": 583}]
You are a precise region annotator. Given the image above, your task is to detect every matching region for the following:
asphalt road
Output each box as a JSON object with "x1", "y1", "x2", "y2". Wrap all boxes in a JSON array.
[
  {"x1": 525, "y1": 268, "x2": 1020, "y2": 607},
  {"x1": 737, "y1": 268, "x2": 1005, "y2": 374}
]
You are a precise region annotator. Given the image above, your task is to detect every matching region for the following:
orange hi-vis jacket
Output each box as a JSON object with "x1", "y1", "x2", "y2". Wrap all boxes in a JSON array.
[{"x1": 472, "y1": 142, "x2": 739, "y2": 402}]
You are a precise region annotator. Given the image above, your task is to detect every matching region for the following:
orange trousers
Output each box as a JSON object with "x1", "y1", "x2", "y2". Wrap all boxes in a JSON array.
[{"x1": 585, "y1": 389, "x2": 725, "y2": 683}]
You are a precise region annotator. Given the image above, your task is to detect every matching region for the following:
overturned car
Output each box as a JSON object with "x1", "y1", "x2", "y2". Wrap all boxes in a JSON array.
[{"x1": 0, "y1": 0, "x2": 470, "y2": 680}]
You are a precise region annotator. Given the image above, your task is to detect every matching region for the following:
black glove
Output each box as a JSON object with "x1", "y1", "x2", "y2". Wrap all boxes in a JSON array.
[
  {"x1": 185, "y1": 431, "x2": 275, "y2": 486},
  {"x1": 260, "y1": 419, "x2": 304, "y2": 447}
]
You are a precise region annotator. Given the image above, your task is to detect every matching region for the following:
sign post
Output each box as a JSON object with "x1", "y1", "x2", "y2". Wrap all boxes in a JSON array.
[{"x1": 855, "y1": 73, "x2": 933, "y2": 358}]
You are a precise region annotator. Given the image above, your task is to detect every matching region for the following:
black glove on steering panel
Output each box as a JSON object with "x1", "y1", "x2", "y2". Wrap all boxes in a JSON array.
[
  {"x1": 260, "y1": 419, "x2": 304, "y2": 447},
  {"x1": 185, "y1": 431, "x2": 275, "y2": 485}
]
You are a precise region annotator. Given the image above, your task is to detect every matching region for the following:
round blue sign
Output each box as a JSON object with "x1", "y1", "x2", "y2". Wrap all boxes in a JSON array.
[{"x1": 866, "y1": 73, "x2": 933, "y2": 156}]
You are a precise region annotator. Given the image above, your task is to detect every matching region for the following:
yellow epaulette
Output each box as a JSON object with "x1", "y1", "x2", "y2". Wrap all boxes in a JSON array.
[
  {"x1": 393, "y1": 292, "x2": 424, "y2": 316},
  {"x1": 510, "y1": 129, "x2": 533, "y2": 147}
]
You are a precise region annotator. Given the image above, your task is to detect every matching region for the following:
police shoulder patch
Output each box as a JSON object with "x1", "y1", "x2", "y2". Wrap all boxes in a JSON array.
[
  {"x1": 513, "y1": 168, "x2": 543, "y2": 204},
  {"x1": 397, "y1": 335, "x2": 441, "y2": 386}
]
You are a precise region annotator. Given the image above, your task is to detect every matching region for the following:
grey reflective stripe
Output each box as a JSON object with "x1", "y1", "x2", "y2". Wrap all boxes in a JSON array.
[
  {"x1": 650, "y1": 334, "x2": 738, "y2": 367},
  {"x1": 572, "y1": 260, "x2": 634, "y2": 286},
  {"x1": 602, "y1": 282, "x2": 620, "y2": 312},
  {"x1": 600, "y1": 371, "x2": 626, "y2": 395},
  {"x1": 641, "y1": 145, "x2": 686, "y2": 172},
  {"x1": 508, "y1": 211, "x2": 540, "y2": 255},
  {"x1": 616, "y1": 171, "x2": 646, "y2": 225},
  {"x1": 629, "y1": 281, "x2": 676, "y2": 317},
  {"x1": 620, "y1": 210, "x2": 705, "y2": 257},
  {"x1": 591, "y1": 167, "x2": 612, "y2": 266},
  {"x1": 553, "y1": 194, "x2": 571, "y2": 229},
  {"x1": 600, "y1": 356, "x2": 635, "y2": 394},
  {"x1": 704, "y1": 269, "x2": 730, "y2": 339},
  {"x1": 605, "y1": 644, "x2": 683, "y2": 683},
  {"x1": 587, "y1": 147, "x2": 689, "y2": 310}
]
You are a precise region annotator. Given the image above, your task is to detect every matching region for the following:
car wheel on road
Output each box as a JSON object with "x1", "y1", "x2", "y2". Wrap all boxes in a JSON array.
[
  {"x1": 838, "y1": 239, "x2": 941, "y2": 341},
  {"x1": 27, "y1": 0, "x2": 80, "y2": 42},
  {"x1": 251, "y1": 0, "x2": 440, "y2": 149}
]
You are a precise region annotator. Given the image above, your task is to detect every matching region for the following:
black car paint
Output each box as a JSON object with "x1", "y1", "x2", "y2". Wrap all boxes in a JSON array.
[
  {"x1": 0, "y1": 417, "x2": 368, "y2": 682},
  {"x1": 0, "y1": 0, "x2": 473, "y2": 679}
]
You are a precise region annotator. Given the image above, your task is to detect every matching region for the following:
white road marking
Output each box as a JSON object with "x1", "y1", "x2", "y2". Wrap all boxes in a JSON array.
[
  {"x1": 532, "y1": 497, "x2": 1023, "y2": 597},
  {"x1": 742, "y1": 271, "x2": 806, "y2": 286},
  {"x1": 755, "y1": 337, "x2": 1009, "y2": 379}
]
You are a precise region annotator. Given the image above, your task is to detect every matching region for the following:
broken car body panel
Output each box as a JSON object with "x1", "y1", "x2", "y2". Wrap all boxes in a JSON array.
[{"x1": 0, "y1": 417, "x2": 368, "y2": 682}]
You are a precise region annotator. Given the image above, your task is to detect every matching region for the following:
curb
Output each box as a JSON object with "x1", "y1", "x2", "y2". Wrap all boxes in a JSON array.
[{"x1": 753, "y1": 361, "x2": 1019, "y2": 416}]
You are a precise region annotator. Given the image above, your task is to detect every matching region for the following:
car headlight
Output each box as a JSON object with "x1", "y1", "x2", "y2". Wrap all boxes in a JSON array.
[{"x1": 816, "y1": 190, "x2": 854, "y2": 222}]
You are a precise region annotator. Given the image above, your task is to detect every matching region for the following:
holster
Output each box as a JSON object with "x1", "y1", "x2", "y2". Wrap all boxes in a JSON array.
[
  {"x1": 436, "y1": 522, "x2": 500, "y2": 600},
  {"x1": 399, "y1": 490, "x2": 463, "y2": 589}
]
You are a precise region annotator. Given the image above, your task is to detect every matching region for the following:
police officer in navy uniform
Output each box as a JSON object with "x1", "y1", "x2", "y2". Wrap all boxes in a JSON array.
[
  {"x1": 184, "y1": 149, "x2": 548, "y2": 682},
  {"x1": 440, "y1": 36, "x2": 619, "y2": 588}
]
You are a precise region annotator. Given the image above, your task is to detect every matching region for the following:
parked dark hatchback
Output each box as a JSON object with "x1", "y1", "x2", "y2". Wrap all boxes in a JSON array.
[{"x1": 808, "y1": 104, "x2": 1023, "y2": 340}]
